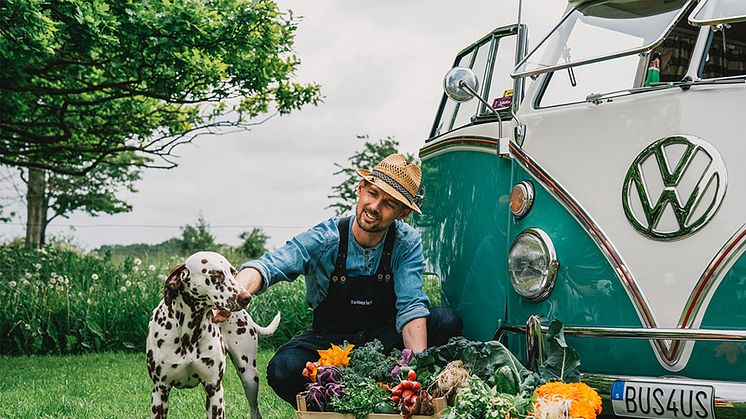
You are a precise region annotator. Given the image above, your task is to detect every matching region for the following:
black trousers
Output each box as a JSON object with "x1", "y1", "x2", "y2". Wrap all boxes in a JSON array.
[{"x1": 266, "y1": 307, "x2": 463, "y2": 406}]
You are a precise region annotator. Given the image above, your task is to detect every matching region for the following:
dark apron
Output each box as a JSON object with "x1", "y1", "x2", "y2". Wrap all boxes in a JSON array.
[{"x1": 278, "y1": 216, "x2": 400, "y2": 353}]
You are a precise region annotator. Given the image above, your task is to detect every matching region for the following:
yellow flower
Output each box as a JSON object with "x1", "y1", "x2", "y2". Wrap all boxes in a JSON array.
[
  {"x1": 533, "y1": 381, "x2": 602, "y2": 419},
  {"x1": 317, "y1": 343, "x2": 355, "y2": 367}
]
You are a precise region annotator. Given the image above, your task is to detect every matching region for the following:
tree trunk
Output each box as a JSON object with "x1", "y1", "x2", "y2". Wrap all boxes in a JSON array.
[{"x1": 25, "y1": 168, "x2": 47, "y2": 248}]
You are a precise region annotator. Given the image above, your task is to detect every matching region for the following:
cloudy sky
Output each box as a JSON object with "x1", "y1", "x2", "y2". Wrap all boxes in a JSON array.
[{"x1": 0, "y1": 0, "x2": 567, "y2": 250}]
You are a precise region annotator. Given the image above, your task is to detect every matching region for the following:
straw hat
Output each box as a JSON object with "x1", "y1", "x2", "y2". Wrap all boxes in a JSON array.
[{"x1": 356, "y1": 153, "x2": 422, "y2": 214}]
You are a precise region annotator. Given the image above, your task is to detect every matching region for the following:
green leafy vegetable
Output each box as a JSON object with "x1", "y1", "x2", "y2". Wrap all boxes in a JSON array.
[
  {"x1": 347, "y1": 340, "x2": 399, "y2": 383},
  {"x1": 539, "y1": 320, "x2": 581, "y2": 383},
  {"x1": 328, "y1": 376, "x2": 389, "y2": 419}
]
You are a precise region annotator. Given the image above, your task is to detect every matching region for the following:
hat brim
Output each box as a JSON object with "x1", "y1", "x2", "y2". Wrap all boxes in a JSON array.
[{"x1": 356, "y1": 168, "x2": 422, "y2": 214}]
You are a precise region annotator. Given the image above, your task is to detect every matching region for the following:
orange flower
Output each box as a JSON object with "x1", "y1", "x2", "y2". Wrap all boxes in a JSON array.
[
  {"x1": 317, "y1": 343, "x2": 355, "y2": 367},
  {"x1": 533, "y1": 381, "x2": 602, "y2": 419}
]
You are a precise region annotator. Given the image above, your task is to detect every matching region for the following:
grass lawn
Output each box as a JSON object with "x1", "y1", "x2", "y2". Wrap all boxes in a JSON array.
[{"x1": 0, "y1": 349, "x2": 295, "y2": 418}]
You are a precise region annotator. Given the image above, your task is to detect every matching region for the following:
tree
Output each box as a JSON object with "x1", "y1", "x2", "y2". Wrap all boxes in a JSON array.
[
  {"x1": 328, "y1": 135, "x2": 417, "y2": 215},
  {"x1": 1, "y1": 0, "x2": 321, "y2": 246},
  {"x1": 179, "y1": 214, "x2": 217, "y2": 254},
  {"x1": 238, "y1": 227, "x2": 269, "y2": 259}
]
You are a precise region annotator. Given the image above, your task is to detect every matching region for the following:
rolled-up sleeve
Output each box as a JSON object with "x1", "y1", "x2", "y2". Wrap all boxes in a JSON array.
[
  {"x1": 240, "y1": 221, "x2": 331, "y2": 294},
  {"x1": 393, "y1": 232, "x2": 430, "y2": 333}
]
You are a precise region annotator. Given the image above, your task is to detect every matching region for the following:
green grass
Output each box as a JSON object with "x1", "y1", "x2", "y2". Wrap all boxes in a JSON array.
[{"x1": 0, "y1": 349, "x2": 295, "y2": 418}]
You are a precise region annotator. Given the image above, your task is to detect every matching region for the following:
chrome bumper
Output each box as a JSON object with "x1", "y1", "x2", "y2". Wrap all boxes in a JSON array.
[{"x1": 582, "y1": 374, "x2": 746, "y2": 419}]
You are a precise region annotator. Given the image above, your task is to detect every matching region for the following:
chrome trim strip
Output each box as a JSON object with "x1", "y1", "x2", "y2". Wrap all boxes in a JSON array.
[
  {"x1": 501, "y1": 324, "x2": 746, "y2": 341},
  {"x1": 508, "y1": 142, "x2": 746, "y2": 369},
  {"x1": 688, "y1": 0, "x2": 746, "y2": 26},
  {"x1": 512, "y1": 0, "x2": 696, "y2": 78},
  {"x1": 419, "y1": 136, "x2": 497, "y2": 160}
]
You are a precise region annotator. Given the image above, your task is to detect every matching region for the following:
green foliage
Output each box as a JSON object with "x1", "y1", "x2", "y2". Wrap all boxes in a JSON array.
[
  {"x1": 411, "y1": 337, "x2": 538, "y2": 393},
  {"x1": 328, "y1": 135, "x2": 416, "y2": 215},
  {"x1": 539, "y1": 319, "x2": 581, "y2": 383},
  {"x1": 178, "y1": 214, "x2": 217, "y2": 254},
  {"x1": 440, "y1": 375, "x2": 536, "y2": 419},
  {"x1": 0, "y1": 239, "x2": 444, "y2": 354},
  {"x1": 1, "y1": 0, "x2": 321, "y2": 175},
  {"x1": 238, "y1": 227, "x2": 269, "y2": 259},
  {"x1": 0, "y1": 242, "x2": 165, "y2": 355},
  {"x1": 45, "y1": 152, "x2": 146, "y2": 222},
  {"x1": 346, "y1": 340, "x2": 400, "y2": 384},
  {"x1": 328, "y1": 376, "x2": 390, "y2": 419}
]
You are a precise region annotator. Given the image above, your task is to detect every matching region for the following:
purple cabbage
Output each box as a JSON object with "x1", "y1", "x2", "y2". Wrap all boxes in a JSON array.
[{"x1": 302, "y1": 366, "x2": 345, "y2": 412}]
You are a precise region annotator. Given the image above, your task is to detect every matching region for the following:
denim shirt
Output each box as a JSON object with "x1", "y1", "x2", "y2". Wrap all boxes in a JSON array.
[{"x1": 241, "y1": 216, "x2": 430, "y2": 333}]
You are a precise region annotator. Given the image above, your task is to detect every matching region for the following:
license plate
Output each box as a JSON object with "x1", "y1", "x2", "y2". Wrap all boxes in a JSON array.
[{"x1": 611, "y1": 380, "x2": 715, "y2": 419}]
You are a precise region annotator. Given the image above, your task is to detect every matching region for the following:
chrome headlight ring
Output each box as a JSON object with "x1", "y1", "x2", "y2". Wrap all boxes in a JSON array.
[{"x1": 507, "y1": 228, "x2": 559, "y2": 301}]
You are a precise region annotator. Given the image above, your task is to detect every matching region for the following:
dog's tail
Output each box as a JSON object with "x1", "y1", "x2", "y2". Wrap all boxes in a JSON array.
[{"x1": 254, "y1": 311, "x2": 281, "y2": 336}]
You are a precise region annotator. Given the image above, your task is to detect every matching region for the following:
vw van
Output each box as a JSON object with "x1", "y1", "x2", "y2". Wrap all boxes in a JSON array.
[{"x1": 415, "y1": 0, "x2": 746, "y2": 417}]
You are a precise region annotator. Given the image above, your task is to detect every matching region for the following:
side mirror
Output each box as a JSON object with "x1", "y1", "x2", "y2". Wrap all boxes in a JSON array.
[
  {"x1": 443, "y1": 67, "x2": 479, "y2": 102},
  {"x1": 443, "y1": 66, "x2": 510, "y2": 159}
]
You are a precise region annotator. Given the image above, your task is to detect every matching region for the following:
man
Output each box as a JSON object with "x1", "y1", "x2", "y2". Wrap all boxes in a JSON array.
[{"x1": 234, "y1": 153, "x2": 463, "y2": 405}]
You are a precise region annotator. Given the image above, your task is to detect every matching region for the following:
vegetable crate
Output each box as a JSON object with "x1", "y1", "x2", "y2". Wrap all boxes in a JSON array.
[{"x1": 296, "y1": 395, "x2": 447, "y2": 418}]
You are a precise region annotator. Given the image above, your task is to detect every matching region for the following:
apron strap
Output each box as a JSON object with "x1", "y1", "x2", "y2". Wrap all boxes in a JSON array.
[{"x1": 331, "y1": 216, "x2": 352, "y2": 283}]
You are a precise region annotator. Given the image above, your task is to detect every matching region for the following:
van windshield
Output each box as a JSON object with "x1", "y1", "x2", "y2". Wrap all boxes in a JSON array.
[{"x1": 513, "y1": 0, "x2": 692, "y2": 78}]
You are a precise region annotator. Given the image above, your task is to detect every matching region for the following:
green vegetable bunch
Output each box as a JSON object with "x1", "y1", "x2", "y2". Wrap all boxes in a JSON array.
[
  {"x1": 328, "y1": 376, "x2": 390, "y2": 419},
  {"x1": 440, "y1": 375, "x2": 535, "y2": 419}
]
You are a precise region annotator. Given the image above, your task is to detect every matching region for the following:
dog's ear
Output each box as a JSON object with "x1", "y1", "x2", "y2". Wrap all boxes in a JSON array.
[{"x1": 164, "y1": 263, "x2": 188, "y2": 306}]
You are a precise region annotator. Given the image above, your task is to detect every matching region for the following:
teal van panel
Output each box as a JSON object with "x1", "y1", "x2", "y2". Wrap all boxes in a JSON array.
[
  {"x1": 505, "y1": 162, "x2": 746, "y2": 379},
  {"x1": 687, "y1": 251, "x2": 746, "y2": 380},
  {"x1": 414, "y1": 146, "x2": 512, "y2": 341},
  {"x1": 505, "y1": 163, "x2": 668, "y2": 376}
]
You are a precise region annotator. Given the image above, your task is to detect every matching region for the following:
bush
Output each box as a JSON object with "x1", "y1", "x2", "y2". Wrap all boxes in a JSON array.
[{"x1": 0, "y1": 243, "x2": 444, "y2": 355}]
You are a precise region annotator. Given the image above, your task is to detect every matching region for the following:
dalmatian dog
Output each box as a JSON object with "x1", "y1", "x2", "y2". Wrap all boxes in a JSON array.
[{"x1": 146, "y1": 251, "x2": 281, "y2": 419}]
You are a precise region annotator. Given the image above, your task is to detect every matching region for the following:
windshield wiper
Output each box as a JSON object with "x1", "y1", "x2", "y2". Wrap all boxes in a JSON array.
[{"x1": 585, "y1": 76, "x2": 746, "y2": 105}]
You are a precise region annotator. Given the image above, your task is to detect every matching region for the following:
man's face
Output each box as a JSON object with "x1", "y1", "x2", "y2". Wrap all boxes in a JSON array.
[{"x1": 355, "y1": 181, "x2": 411, "y2": 233}]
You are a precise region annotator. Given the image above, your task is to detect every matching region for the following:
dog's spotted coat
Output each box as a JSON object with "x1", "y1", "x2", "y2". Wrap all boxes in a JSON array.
[{"x1": 146, "y1": 251, "x2": 280, "y2": 419}]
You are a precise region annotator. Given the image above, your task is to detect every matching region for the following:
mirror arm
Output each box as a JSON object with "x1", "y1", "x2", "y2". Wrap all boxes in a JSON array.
[{"x1": 458, "y1": 80, "x2": 504, "y2": 143}]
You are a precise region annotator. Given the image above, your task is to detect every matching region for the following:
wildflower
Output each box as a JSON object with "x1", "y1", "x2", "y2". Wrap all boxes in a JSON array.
[
  {"x1": 158, "y1": 274, "x2": 166, "y2": 280},
  {"x1": 21, "y1": 279, "x2": 30, "y2": 286},
  {"x1": 78, "y1": 292, "x2": 83, "y2": 298},
  {"x1": 33, "y1": 263, "x2": 41, "y2": 270},
  {"x1": 24, "y1": 323, "x2": 31, "y2": 331},
  {"x1": 87, "y1": 298, "x2": 92, "y2": 305},
  {"x1": 120, "y1": 286, "x2": 127, "y2": 293},
  {"x1": 49, "y1": 277, "x2": 57, "y2": 285},
  {"x1": 63, "y1": 276, "x2": 69, "y2": 285},
  {"x1": 122, "y1": 274, "x2": 128, "y2": 280},
  {"x1": 133, "y1": 266, "x2": 139, "y2": 273},
  {"x1": 8, "y1": 281, "x2": 17, "y2": 288},
  {"x1": 125, "y1": 280, "x2": 132, "y2": 287},
  {"x1": 51, "y1": 272, "x2": 58, "y2": 278},
  {"x1": 134, "y1": 258, "x2": 142, "y2": 266},
  {"x1": 24, "y1": 272, "x2": 32, "y2": 279},
  {"x1": 148, "y1": 264, "x2": 156, "y2": 272},
  {"x1": 91, "y1": 273, "x2": 99, "y2": 281}
]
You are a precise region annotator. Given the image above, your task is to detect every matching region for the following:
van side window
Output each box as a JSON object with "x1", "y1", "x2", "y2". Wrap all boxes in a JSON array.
[
  {"x1": 700, "y1": 22, "x2": 746, "y2": 78},
  {"x1": 644, "y1": 26, "x2": 699, "y2": 85},
  {"x1": 430, "y1": 27, "x2": 518, "y2": 139}
]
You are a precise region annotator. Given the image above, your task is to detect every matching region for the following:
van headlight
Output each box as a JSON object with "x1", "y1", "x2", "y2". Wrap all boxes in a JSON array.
[{"x1": 508, "y1": 228, "x2": 558, "y2": 301}]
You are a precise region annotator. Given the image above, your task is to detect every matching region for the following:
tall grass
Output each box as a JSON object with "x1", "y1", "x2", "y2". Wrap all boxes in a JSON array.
[{"x1": 0, "y1": 243, "x2": 442, "y2": 355}]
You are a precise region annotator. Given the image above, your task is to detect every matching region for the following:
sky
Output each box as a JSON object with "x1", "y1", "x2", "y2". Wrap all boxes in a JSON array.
[{"x1": 0, "y1": 0, "x2": 568, "y2": 250}]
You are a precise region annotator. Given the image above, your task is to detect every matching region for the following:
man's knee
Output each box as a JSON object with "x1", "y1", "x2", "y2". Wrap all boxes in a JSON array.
[{"x1": 267, "y1": 349, "x2": 309, "y2": 405}]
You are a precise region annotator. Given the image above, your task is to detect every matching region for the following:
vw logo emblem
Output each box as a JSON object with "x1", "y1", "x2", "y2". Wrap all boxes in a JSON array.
[{"x1": 622, "y1": 136, "x2": 727, "y2": 240}]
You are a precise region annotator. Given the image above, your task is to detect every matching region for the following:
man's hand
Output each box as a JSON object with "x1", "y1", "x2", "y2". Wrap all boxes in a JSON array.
[
  {"x1": 235, "y1": 267, "x2": 264, "y2": 295},
  {"x1": 402, "y1": 317, "x2": 427, "y2": 353}
]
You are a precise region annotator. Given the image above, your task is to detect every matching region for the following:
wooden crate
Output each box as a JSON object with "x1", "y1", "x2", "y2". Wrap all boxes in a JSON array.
[{"x1": 296, "y1": 395, "x2": 447, "y2": 418}]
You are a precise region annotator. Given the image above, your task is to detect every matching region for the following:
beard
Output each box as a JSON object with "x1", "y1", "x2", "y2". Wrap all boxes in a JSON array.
[{"x1": 355, "y1": 206, "x2": 389, "y2": 233}]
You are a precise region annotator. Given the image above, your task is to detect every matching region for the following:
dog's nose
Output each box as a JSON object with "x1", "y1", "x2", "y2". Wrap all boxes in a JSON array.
[{"x1": 237, "y1": 290, "x2": 252, "y2": 308}]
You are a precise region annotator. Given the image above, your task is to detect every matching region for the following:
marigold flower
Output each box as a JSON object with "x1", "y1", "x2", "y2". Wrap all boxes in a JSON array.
[{"x1": 533, "y1": 381, "x2": 602, "y2": 419}]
